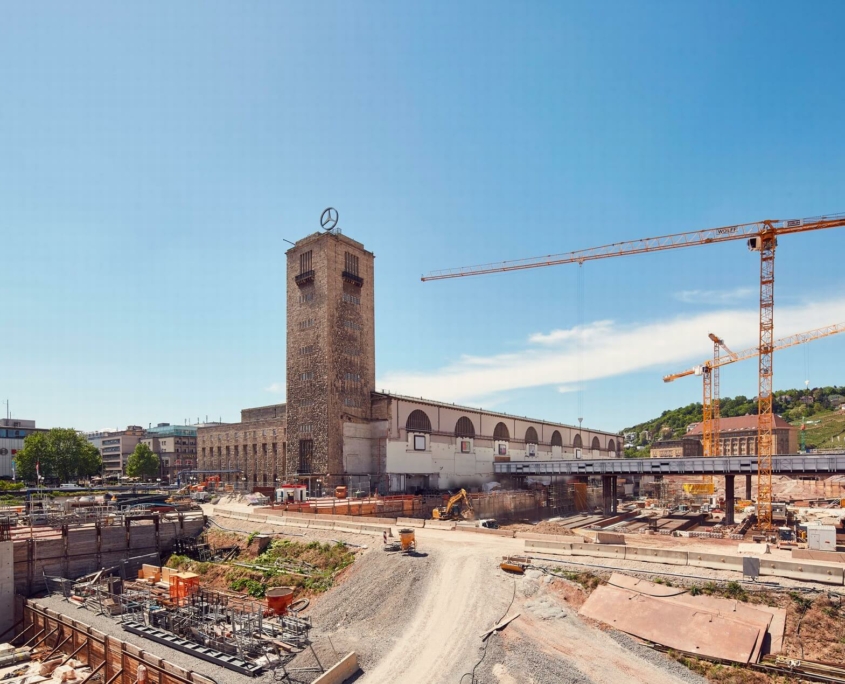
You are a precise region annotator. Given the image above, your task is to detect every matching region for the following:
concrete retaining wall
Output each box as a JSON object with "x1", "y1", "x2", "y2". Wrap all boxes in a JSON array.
[
  {"x1": 525, "y1": 539, "x2": 573, "y2": 555},
  {"x1": 425, "y1": 520, "x2": 456, "y2": 530},
  {"x1": 760, "y1": 559, "x2": 845, "y2": 584},
  {"x1": 687, "y1": 552, "x2": 744, "y2": 572},
  {"x1": 514, "y1": 532, "x2": 584, "y2": 543},
  {"x1": 397, "y1": 518, "x2": 425, "y2": 528},
  {"x1": 571, "y1": 543, "x2": 626, "y2": 560},
  {"x1": 524, "y1": 538, "x2": 845, "y2": 585},
  {"x1": 624, "y1": 547, "x2": 689, "y2": 566}
]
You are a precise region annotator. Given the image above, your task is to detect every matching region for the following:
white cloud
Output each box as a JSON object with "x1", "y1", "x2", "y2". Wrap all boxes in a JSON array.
[
  {"x1": 265, "y1": 382, "x2": 284, "y2": 394},
  {"x1": 674, "y1": 287, "x2": 755, "y2": 305},
  {"x1": 557, "y1": 385, "x2": 579, "y2": 394},
  {"x1": 377, "y1": 295, "x2": 845, "y2": 404}
]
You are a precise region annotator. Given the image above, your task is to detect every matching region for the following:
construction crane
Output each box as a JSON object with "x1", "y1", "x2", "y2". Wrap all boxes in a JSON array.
[
  {"x1": 664, "y1": 321, "x2": 845, "y2": 454},
  {"x1": 423, "y1": 213, "x2": 845, "y2": 531}
]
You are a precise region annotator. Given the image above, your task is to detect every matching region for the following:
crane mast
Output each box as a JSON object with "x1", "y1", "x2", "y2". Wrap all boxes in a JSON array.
[{"x1": 425, "y1": 213, "x2": 845, "y2": 533}]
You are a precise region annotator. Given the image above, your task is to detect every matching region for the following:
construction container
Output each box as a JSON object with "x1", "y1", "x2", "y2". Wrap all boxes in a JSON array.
[
  {"x1": 335, "y1": 486, "x2": 348, "y2": 499},
  {"x1": 807, "y1": 525, "x2": 837, "y2": 551},
  {"x1": 266, "y1": 587, "x2": 295, "y2": 615},
  {"x1": 398, "y1": 528, "x2": 416, "y2": 552}
]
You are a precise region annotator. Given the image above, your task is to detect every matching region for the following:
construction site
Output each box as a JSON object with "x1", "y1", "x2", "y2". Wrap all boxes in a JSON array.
[
  {"x1": 12, "y1": 0, "x2": 845, "y2": 679},
  {"x1": 4, "y1": 208, "x2": 845, "y2": 683}
]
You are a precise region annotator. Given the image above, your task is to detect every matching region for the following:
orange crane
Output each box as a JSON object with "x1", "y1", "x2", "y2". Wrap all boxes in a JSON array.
[
  {"x1": 664, "y1": 321, "x2": 845, "y2": 454},
  {"x1": 422, "y1": 213, "x2": 845, "y2": 531}
]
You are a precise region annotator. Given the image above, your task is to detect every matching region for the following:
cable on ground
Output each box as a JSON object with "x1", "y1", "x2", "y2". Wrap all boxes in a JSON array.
[{"x1": 459, "y1": 579, "x2": 517, "y2": 684}]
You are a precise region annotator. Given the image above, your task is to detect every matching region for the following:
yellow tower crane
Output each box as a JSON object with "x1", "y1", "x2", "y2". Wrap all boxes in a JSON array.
[
  {"x1": 423, "y1": 213, "x2": 845, "y2": 530},
  {"x1": 664, "y1": 321, "x2": 845, "y2": 454}
]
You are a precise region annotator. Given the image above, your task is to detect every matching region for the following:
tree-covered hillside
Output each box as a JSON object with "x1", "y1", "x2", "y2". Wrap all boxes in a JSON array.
[{"x1": 623, "y1": 385, "x2": 845, "y2": 448}]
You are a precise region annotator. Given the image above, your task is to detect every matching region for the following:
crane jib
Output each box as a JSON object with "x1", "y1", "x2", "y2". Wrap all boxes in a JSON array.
[{"x1": 421, "y1": 213, "x2": 845, "y2": 281}]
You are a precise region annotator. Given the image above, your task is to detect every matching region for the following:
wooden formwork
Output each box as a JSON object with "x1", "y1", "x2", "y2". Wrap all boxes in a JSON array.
[{"x1": 18, "y1": 604, "x2": 216, "y2": 684}]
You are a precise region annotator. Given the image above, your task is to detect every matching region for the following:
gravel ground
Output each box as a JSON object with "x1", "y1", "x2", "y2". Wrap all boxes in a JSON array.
[
  {"x1": 604, "y1": 631, "x2": 707, "y2": 684},
  {"x1": 473, "y1": 570, "x2": 707, "y2": 684}
]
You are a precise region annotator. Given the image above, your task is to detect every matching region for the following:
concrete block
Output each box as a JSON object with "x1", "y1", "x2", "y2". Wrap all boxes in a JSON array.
[
  {"x1": 571, "y1": 543, "x2": 626, "y2": 560},
  {"x1": 595, "y1": 532, "x2": 625, "y2": 545},
  {"x1": 524, "y1": 539, "x2": 573, "y2": 555},
  {"x1": 334, "y1": 524, "x2": 364, "y2": 534},
  {"x1": 397, "y1": 518, "x2": 425, "y2": 528},
  {"x1": 357, "y1": 524, "x2": 389, "y2": 535},
  {"x1": 464, "y1": 527, "x2": 515, "y2": 538},
  {"x1": 312, "y1": 652, "x2": 359, "y2": 684},
  {"x1": 514, "y1": 532, "x2": 584, "y2": 543},
  {"x1": 248, "y1": 514, "x2": 269, "y2": 523},
  {"x1": 688, "y1": 552, "x2": 744, "y2": 572},
  {"x1": 424, "y1": 520, "x2": 456, "y2": 530},
  {"x1": 624, "y1": 546, "x2": 689, "y2": 566},
  {"x1": 759, "y1": 559, "x2": 845, "y2": 585},
  {"x1": 307, "y1": 520, "x2": 336, "y2": 530}
]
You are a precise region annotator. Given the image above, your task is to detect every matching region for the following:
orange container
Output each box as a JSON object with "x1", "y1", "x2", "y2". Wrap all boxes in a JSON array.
[
  {"x1": 335, "y1": 486, "x2": 348, "y2": 499},
  {"x1": 169, "y1": 572, "x2": 200, "y2": 604},
  {"x1": 266, "y1": 587, "x2": 295, "y2": 615}
]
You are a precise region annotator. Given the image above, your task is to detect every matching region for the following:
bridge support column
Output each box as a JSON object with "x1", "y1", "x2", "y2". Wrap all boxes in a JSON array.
[
  {"x1": 610, "y1": 477, "x2": 618, "y2": 514},
  {"x1": 602, "y1": 476, "x2": 613, "y2": 516},
  {"x1": 724, "y1": 475, "x2": 735, "y2": 526},
  {"x1": 745, "y1": 473, "x2": 752, "y2": 500}
]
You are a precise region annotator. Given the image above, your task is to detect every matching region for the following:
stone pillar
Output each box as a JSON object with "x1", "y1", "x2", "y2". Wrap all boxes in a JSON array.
[
  {"x1": 724, "y1": 475, "x2": 735, "y2": 526},
  {"x1": 745, "y1": 473, "x2": 752, "y2": 501}
]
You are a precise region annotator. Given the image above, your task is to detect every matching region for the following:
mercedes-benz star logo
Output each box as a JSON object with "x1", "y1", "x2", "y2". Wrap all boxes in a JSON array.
[{"x1": 321, "y1": 207, "x2": 339, "y2": 231}]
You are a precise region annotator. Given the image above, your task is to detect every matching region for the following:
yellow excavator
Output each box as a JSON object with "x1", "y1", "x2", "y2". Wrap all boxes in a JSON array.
[{"x1": 432, "y1": 488, "x2": 475, "y2": 520}]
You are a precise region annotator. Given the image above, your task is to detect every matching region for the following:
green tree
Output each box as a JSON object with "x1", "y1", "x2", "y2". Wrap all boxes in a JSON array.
[
  {"x1": 125, "y1": 443, "x2": 160, "y2": 481},
  {"x1": 15, "y1": 428, "x2": 102, "y2": 483}
]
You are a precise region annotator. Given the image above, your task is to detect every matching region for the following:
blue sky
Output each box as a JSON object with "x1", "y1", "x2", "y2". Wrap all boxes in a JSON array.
[{"x1": 3, "y1": 2, "x2": 845, "y2": 434}]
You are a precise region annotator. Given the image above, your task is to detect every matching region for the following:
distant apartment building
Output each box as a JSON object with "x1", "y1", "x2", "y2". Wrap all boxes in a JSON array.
[
  {"x1": 86, "y1": 426, "x2": 145, "y2": 476},
  {"x1": 142, "y1": 423, "x2": 198, "y2": 482},
  {"x1": 0, "y1": 418, "x2": 47, "y2": 479}
]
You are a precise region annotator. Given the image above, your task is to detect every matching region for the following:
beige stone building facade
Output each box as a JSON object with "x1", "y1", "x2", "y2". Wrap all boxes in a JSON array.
[
  {"x1": 197, "y1": 226, "x2": 621, "y2": 494},
  {"x1": 650, "y1": 438, "x2": 703, "y2": 459},
  {"x1": 197, "y1": 405, "x2": 287, "y2": 487}
]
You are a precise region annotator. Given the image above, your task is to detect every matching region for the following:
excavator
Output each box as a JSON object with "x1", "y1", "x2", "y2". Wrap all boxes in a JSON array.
[{"x1": 432, "y1": 488, "x2": 475, "y2": 521}]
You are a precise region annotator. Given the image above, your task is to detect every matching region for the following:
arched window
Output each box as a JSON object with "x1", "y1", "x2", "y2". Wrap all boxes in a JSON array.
[
  {"x1": 494, "y1": 422, "x2": 510, "y2": 440},
  {"x1": 525, "y1": 427, "x2": 539, "y2": 444},
  {"x1": 406, "y1": 409, "x2": 432, "y2": 433},
  {"x1": 573, "y1": 434, "x2": 583, "y2": 449},
  {"x1": 591, "y1": 436, "x2": 601, "y2": 450},
  {"x1": 551, "y1": 430, "x2": 563, "y2": 447},
  {"x1": 607, "y1": 439, "x2": 616, "y2": 454},
  {"x1": 455, "y1": 416, "x2": 475, "y2": 438}
]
